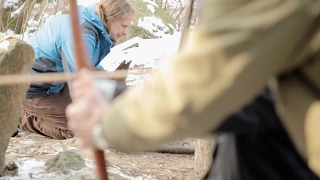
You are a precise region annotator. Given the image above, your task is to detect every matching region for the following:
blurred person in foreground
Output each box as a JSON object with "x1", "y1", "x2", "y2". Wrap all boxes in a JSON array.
[
  {"x1": 66, "y1": 0, "x2": 320, "y2": 179},
  {"x1": 18, "y1": 0, "x2": 135, "y2": 140}
]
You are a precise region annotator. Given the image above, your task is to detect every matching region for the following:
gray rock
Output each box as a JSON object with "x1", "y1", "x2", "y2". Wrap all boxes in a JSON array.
[
  {"x1": 1, "y1": 162, "x2": 18, "y2": 177},
  {"x1": 0, "y1": 37, "x2": 34, "y2": 175},
  {"x1": 45, "y1": 150, "x2": 86, "y2": 175}
]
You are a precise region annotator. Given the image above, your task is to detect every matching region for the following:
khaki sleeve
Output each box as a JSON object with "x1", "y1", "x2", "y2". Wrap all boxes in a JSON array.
[{"x1": 101, "y1": 0, "x2": 314, "y2": 152}]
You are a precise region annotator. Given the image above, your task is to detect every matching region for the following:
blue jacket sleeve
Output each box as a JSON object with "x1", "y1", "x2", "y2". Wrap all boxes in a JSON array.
[
  {"x1": 60, "y1": 34, "x2": 97, "y2": 72},
  {"x1": 60, "y1": 39, "x2": 77, "y2": 72}
]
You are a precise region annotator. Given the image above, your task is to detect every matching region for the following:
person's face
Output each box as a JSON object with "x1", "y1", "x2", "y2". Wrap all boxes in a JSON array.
[{"x1": 106, "y1": 15, "x2": 133, "y2": 43}]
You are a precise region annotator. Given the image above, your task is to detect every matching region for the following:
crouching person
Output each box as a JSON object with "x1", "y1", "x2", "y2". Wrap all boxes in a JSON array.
[{"x1": 19, "y1": 0, "x2": 135, "y2": 139}]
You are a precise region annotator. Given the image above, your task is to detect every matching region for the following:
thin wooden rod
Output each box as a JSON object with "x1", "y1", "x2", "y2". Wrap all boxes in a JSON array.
[{"x1": 0, "y1": 70, "x2": 133, "y2": 86}]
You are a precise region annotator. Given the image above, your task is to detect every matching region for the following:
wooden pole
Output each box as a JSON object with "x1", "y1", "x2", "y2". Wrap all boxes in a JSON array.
[
  {"x1": 0, "y1": 70, "x2": 130, "y2": 86},
  {"x1": 68, "y1": 0, "x2": 108, "y2": 179},
  {"x1": 194, "y1": 138, "x2": 215, "y2": 173}
]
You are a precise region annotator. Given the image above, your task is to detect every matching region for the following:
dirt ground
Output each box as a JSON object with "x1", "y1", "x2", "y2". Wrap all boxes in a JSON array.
[
  {"x1": 3, "y1": 132, "x2": 207, "y2": 180},
  {"x1": 1, "y1": 64, "x2": 209, "y2": 180}
]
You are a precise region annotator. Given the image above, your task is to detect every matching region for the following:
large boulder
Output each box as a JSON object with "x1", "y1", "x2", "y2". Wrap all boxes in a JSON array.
[{"x1": 0, "y1": 37, "x2": 34, "y2": 174}]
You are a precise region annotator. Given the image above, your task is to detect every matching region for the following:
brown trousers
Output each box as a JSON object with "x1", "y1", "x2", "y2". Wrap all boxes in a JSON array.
[{"x1": 19, "y1": 85, "x2": 74, "y2": 140}]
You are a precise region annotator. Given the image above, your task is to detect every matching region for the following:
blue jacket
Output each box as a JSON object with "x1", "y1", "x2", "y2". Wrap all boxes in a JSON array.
[{"x1": 27, "y1": 5, "x2": 113, "y2": 97}]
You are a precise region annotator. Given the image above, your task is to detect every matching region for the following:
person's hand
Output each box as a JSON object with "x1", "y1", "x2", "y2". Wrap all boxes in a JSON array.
[
  {"x1": 66, "y1": 68, "x2": 109, "y2": 149},
  {"x1": 112, "y1": 60, "x2": 132, "y2": 83}
]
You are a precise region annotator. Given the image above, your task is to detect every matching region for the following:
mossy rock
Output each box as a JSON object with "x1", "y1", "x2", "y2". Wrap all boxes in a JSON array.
[
  {"x1": 45, "y1": 150, "x2": 86, "y2": 175},
  {"x1": 0, "y1": 162, "x2": 18, "y2": 177},
  {"x1": 118, "y1": 0, "x2": 177, "y2": 44}
]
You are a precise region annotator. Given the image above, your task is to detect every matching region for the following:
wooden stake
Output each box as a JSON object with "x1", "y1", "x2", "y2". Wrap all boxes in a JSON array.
[{"x1": 194, "y1": 138, "x2": 215, "y2": 173}]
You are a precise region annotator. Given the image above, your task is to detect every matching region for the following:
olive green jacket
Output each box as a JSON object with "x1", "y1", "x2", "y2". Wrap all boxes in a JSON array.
[{"x1": 101, "y1": 0, "x2": 320, "y2": 174}]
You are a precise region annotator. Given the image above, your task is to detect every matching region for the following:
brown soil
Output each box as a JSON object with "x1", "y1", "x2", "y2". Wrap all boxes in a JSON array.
[
  {"x1": 2, "y1": 62, "x2": 209, "y2": 180},
  {"x1": 4, "y1": 132, "x2": 207, "y2": 180}
]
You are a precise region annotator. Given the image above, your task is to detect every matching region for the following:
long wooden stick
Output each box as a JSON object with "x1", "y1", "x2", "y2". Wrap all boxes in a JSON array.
[
  {"x1": 68, "y1": 0, "x2": 108, "y2": 179},
  {"x1": 0, "y1": 70, "x2": 130, "y2": 85}
]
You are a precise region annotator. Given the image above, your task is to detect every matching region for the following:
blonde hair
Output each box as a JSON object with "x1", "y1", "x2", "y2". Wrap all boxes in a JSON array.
[{"x1": 95, "y1": 0, "x2": 135, "y2": 28}]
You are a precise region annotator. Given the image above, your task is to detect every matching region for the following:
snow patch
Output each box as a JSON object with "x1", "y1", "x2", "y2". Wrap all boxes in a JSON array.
[
  {"x1": 141, "y1": 0, "x2": 159, "y2": 7},
  {"x1": 138, "y1": 16, "x2": 173, "y2": 38},
  {"x1": 3, "y1": 0, "x2": 19, "y2": 9},
  {"x1": 0, "y1": 159, "x2": 156, "y2": 180},
  {"x1": 147, "y1": 4, "x2": 156, "y2": 14},
  {"x1": 10, "y1": 2, "x2": 24, "y2": 18},
  {"x1": 100, "y1": 34, "x2": 181, "y2": 71},
  {"x1": 0, "y1": 40, "x2": 10, "y2": 51},
  {"x1": 27, "y1": 19, "x2": 39, "y2": 27},
  {"x1": 15, "y1": 160, "x2": 47, "y2": 178}
]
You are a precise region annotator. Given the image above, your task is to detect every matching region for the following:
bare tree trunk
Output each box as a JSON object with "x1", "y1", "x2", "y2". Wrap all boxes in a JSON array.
[
  {"x1": 0, "y1": 0, "x2": 5, "y2": 32},
  {"x1": 163, "y1": 0, "x2": 169, "y2": 11},
  {"x1": 174, "y1": 7, "x2": 185, "y2": 26},
  {"x1": 172, "y1": 0, "x2": 186, "y2": 31}
]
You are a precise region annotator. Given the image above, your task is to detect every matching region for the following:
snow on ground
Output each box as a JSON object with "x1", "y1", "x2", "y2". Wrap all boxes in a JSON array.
[
  {"x1": 3, "y1": 0, "x2": 19, "y2": 9},
  {"x1": 0, "y1": 40, "x2": 10, "y2": 50},
  {"x1": 142, "y1": 0, "x2": 159, "y2": 7},
  {"x1": 101, "y1": 33, "x2": 181, "y2": 71},
  {"x1": 102, "y1": 33, "x2": 181, "y2": 86},
  {"x1": 0, "y1": 158, "x2": 155, "y2": 180}
]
